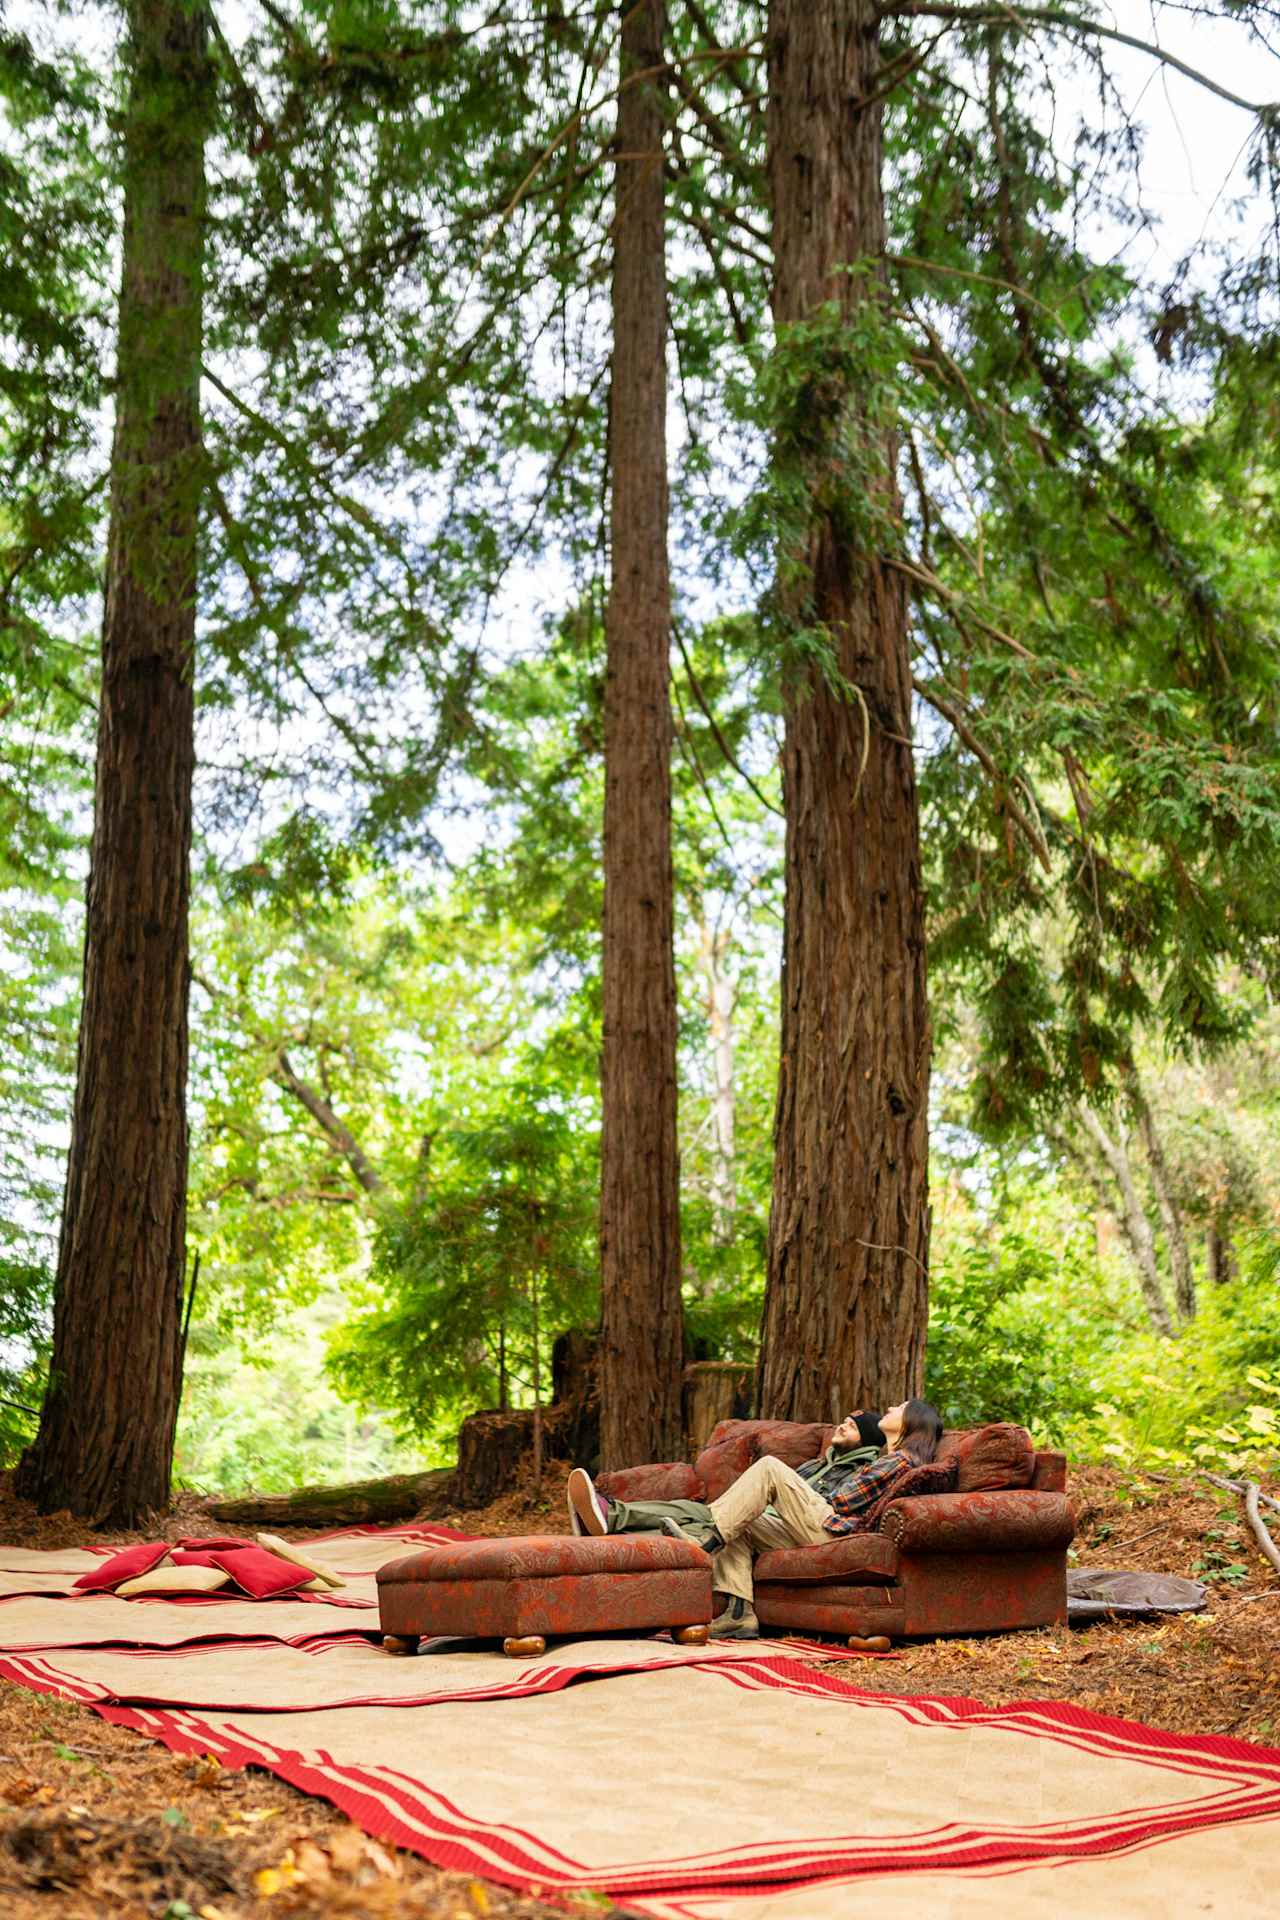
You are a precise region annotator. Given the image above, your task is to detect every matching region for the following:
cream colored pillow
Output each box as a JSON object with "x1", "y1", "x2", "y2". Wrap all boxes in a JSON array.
[
  {"x1": 256, "y1": 1533, "x2": 345, "y2": 1590},
  {"x1": 117, "y1": 1563, "x2": 231, "y2": 1597}
]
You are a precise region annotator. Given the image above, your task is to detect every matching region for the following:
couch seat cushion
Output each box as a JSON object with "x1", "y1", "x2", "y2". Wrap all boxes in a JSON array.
[
  {"x1": 939, "y1": 1423, "x2": 1036, "y2": 1492},
  {"x1": 752, "y1": 1533, "x2": 898, "y2": 1585}
]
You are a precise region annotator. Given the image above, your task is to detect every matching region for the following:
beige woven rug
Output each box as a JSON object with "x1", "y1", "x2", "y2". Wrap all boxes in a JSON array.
[
  {"x1": 633, "y1": 1811, "x2": 1278, "y2": 1917},
  {"x1": 63, "y1": 1656, "x2": 1280, "y2": 1902}
]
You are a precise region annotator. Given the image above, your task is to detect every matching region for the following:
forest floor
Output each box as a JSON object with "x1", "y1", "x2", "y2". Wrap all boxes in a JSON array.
[{"x1": 0, "y1": 1461, "x2": 1276, "y2": 1919}]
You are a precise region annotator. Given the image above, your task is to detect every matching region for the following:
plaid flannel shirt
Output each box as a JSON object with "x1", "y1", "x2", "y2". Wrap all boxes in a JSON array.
[{"x1": 819, "y1": 1449, "x2": 914, "y2": 1536}]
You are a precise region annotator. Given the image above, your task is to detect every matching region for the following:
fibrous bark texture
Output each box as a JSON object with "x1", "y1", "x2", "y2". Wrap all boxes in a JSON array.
[
  {"x1": 17, "y1": 0, "x2": 209, "y2": 1524},
  {"x1": 756, "y1": 0, "x2": 930, "y2": 1422},
  {"x1": 598, "y1": 0, "x2": 683, "y2": 1469}
]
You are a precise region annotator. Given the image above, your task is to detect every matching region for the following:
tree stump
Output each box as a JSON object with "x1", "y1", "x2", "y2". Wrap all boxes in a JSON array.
[
  {"x1": 452, "y1": 1329, "x2": 600, "y2": 1508},
  {"x1": 683, "y1": 1361, "x2": 753, "y2": 1456}
]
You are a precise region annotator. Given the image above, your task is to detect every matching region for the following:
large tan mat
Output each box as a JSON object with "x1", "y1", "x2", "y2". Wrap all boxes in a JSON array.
[
  {"x1": 67, "y1": 1659, "x2": 1280, "y2": 1902},
  {"x1": 0, "y1": 1631, "x2": 825, "y2": 1710},
  {"x1": 632, "y1": 1811, "x2": 1278, "y2": 1917}
]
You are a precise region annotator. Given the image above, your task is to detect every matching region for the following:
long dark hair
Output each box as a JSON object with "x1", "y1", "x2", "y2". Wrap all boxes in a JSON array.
[{"x1": 898, "y1": 1399, "x2": 943, "y2": 1465}]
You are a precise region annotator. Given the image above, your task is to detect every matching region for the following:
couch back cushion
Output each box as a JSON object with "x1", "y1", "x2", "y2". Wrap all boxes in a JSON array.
[
  {"x1": 937, "y1": 1423, "x2": 1035, "y2": 1492},
  {"x1": 752, "y1": 1420, "x2": 836, "y2": 1470},
  {"x1": 695, "y1": 1427, "x2": 758, "y2": 1501},
  {"x1": 696, "y1": 1419, "x2": 837, "y2": 1500},
  {"x1": 697, "y1": 1417, "x2": 1042, "y2": 1500}
]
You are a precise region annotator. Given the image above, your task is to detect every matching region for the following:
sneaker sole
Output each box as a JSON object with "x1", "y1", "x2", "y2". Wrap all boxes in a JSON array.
[{"x1": 567, "y1": 1468, "x2": 607, "y2": 1537}]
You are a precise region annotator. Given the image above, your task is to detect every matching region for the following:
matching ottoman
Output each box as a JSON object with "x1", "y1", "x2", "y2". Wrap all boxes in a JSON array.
[{"x1": 377, "y1": 1532, "x2": 714, "y2": 1657}]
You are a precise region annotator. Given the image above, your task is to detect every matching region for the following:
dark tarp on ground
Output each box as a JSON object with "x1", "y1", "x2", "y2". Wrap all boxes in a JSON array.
[{"x1": 1067, "y1": 1567, "x2": 1208, "y2": 1620}]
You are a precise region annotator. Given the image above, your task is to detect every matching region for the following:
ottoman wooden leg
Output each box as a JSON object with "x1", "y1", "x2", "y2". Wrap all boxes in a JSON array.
[
  {"x1": 503, "y1": 1635, "x2": 547, "y2": 1658},
  {"x1": 672, "y1": 1624, "x2": 709, "y2": 1646},
  {"x1": 847, "y1": 1634, "x2": 892, "y2": 1653},
  {"x1": 382, "y1": 1634, "x2": 420, "y2": 1656}
]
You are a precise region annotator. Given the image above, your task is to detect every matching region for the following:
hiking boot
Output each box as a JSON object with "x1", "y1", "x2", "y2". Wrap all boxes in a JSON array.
[
  {"x1": 708, "y1": 1595, "x2": 759, "y2": 1641},
  {"x1": 567, "y1": 1468, "x2": 613, "y2": 1538},
  {"x1": 659, "y1": 1516, "x2": 726, "y2": 1556}
]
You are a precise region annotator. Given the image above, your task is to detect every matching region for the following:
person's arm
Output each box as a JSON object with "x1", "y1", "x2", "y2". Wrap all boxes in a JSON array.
[{"x1": 824, "y1": 1451, "x2": 911, "y2": 1535}]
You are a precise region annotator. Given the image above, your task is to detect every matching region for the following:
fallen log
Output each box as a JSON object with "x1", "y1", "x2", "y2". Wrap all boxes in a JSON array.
[{"x1": 203, "y1": 1467, "x2": 455, "y2": 1529}]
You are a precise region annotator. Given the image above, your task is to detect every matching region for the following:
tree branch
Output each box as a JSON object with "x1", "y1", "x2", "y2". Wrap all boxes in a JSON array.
[
  {"x1": 273, "y1": 1049, "x2": 385, "y2": 1197},
  {"x1": 883, "y1": 5, "x2": 1278, "y2": 118},
  {"x1": 912, "y1": 675, "x2": 1051, "y2": 870}
]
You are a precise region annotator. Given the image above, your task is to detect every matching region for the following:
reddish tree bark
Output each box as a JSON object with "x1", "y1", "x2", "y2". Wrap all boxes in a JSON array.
[
  {"x1": 598, "y1": 0, "x2": 684, "y2": 1470},
  {"x1": 17, "y1": 0, "x2": 209, "y2": 1523},
  {"x1": 756, "y1": 0, "x2": 931, "y2": 1422}
]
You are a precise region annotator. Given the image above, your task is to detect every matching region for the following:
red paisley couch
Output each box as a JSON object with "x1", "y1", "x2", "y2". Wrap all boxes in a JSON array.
[{"x1": 597, "y1": 1417, "x2": 1075, "y2": 1641}]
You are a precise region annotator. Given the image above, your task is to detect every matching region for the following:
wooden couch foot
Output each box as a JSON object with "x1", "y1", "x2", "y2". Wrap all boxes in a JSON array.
[
  {"x1": 847, "y1": 1633, "x2": 891, "y2": 1653},
  {"x1": 672, "y1": 1624, "x2": 710, "y2": 1646},
  {"x1": 382, "y1": 1634, "x2": 420, "y2": 1656},
  {"x1": 503, "y1": 1635, "x2": 547, "y2": 1658}
]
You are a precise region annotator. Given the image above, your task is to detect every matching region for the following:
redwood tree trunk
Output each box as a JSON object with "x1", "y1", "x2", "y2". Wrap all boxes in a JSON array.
[
  {"x1": 17, "y1": 0, "x2": 209, "y2": 1524},
  {"x1": 756, "y1": 0, "x2": 930, "y2": 1422},
  {"x1": 598, "y1": 0, "x2": 683, "y2": 1469}
]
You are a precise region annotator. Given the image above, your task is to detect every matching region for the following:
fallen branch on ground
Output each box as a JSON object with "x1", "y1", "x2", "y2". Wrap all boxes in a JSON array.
[
  {"x1": 1244, "y1": 1481, "x2": 1280, "y2": 1579},
  {"x1": 1198, "y1": 1469, "x2": 1280, "y2": 1516}
]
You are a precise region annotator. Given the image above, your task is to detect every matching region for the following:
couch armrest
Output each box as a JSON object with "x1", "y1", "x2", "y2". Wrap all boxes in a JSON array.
[
  {"x1": 1031, "y1": 1451, "x2": 1068, "y2": 1493},
  {"x1": 878, "y1": 1490, "x2": 1076, "y2": 1556},
  {"x1": 596, "y1": 1462, "x2": 704, "y2": 1502}
]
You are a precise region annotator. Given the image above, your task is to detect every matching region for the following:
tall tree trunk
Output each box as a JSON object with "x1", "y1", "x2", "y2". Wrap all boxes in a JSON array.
[
  {"x1": 756, "y1": 0, "x2": 930, "y2": 1422},
  {"x1": 1123, "y1": 1063, "x2": 1195, "y2": 1322},
  {"x1": 598, "y1": 0, "x2": 683, "y2": 1469},
  {"x1": 699, "y1": 920, "x2": 736, "y2": 1245},
  {"x1": 16, "y1": 0, "x2": 209, "y2": 1524},
  {"x1": 1206, "y1": 1226, "x2": 1236, "y2": 1287},
  {"x1": 1075, "y1": 1104, "x2": 1174, "y2": 1337}
]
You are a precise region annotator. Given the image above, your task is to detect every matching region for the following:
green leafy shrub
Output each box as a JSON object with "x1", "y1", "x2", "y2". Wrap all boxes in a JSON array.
[
  {"x1": 1059, "y1": 1243, "x2": 1280, "y2": 1473},
  {"x1": 924, "y1": 1229, "x2": 1109, "y2": 1438}
]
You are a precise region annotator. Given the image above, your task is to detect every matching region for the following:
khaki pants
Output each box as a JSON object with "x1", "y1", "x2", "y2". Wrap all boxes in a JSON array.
[{"x1": 707, "y1": 1456, "x2": 834, "y2": 1607}]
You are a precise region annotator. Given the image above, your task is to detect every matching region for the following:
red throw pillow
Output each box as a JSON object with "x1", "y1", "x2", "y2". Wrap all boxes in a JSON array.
[
  {"x1": 866, "y1": 1456, "x2": 958, "y2": 1532},
  {"x1": 73, "y1": 1543, "x2": 170, "y2": 1593},
  {"x1": 205, "y1": 1547, "x2": 313, "y2": 1599},
  {"x1": 952, "y1": 1423, "x2": 1035, "y2": 1492},
  {"x1": 175, "y1": 1536, "x2": 255, "y2": 1553},
  {"x1": 695, "y1": 1430, "x2": 757, "y2": 1501}
]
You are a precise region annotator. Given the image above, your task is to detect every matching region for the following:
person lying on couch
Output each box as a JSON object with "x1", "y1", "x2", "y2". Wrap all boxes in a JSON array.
[{"x1": 567, "y1": 1398, "x2": 944, "y2": 1642}]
